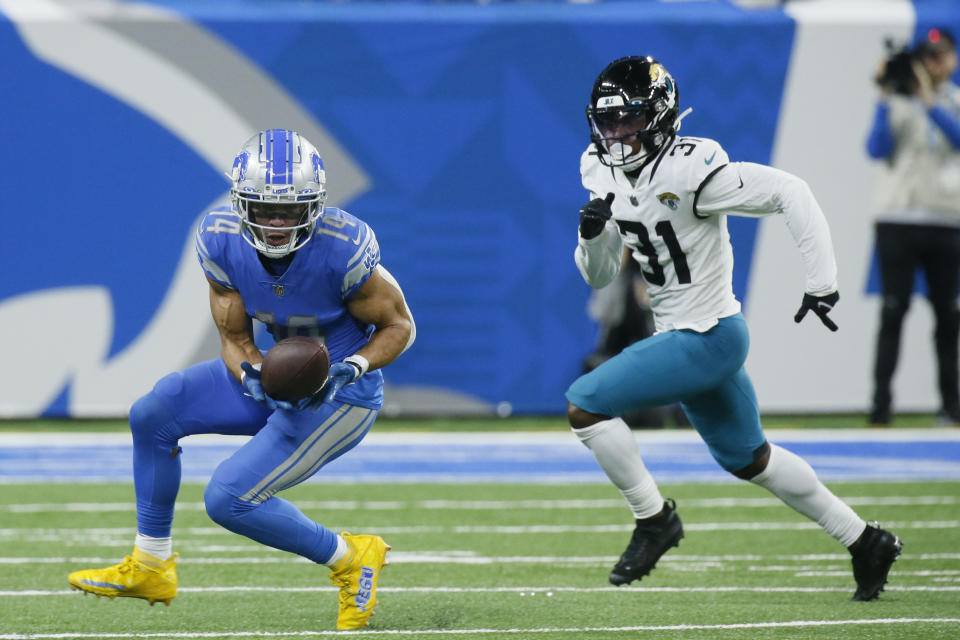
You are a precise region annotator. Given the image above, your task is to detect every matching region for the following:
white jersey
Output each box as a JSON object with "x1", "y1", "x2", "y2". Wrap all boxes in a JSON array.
[{"x1": 576, "y1": 136, "x2": 838, "y2": 333}]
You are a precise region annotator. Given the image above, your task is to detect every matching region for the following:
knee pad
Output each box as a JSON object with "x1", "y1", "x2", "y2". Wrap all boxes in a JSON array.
[
  {"x1": 129, "y1": 372, "x2": 188, "y2": 444},
  {"x1": 204, "y1": 482, "x2": 254, "y2": 528},
  {"x1": 128, "y1": 391, "x2": 173, "y2": 442},
  {"x1": 707, "y1": 440, "x2": 767, "y2": 475}
]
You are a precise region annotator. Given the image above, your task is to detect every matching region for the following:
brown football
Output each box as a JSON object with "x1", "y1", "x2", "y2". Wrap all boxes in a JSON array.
[{"x1": 260, "y1": 336, "x2": 330, "y2": 403}]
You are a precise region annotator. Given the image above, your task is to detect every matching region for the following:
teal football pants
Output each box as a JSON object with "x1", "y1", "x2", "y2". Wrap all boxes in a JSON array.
[{"x1": 566, "y1": 313, "x2": 766, "y2": 472}]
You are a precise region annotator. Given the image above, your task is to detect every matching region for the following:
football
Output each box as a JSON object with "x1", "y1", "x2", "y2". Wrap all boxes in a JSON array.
[{"x1": 260, "y1": 336, "x2": 330, "y2": 403}]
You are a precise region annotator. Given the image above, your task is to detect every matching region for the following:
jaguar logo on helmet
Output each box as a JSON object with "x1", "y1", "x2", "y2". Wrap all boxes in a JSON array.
[{"x1": 649, "y1": 63, "x2": 665, "y2": 82}]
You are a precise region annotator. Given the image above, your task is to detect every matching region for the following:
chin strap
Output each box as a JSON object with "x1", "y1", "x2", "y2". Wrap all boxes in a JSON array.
[{"x1": 675, "y1": 107, "x2": 693, "y2": 131}]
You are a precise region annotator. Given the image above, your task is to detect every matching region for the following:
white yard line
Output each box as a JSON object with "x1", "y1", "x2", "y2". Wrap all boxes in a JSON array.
[
  {"x1": 3, "y1": 428, "x2": 959, "y2": 446},
  {"x1": 0, "y1": 618, "x2": 959, "y2": 638},
  {"x1": 1, "y1": 519, "x2": 955, "y2": 541},
  {"x1": 2, "y1": 550, "x2": 959, "y2": 565},
  {"x1": 2, "y1": 494, "x2": 957, "y2": 513},
  {"x1": 2, "y1": 586, "x2": 960, "y2": 597}
]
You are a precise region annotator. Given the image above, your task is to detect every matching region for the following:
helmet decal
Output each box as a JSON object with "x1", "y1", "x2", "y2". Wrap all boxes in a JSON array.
[
  {"x1": 649, "y1": 63, "x2": 664, "y2": 82},
  {"x1": 231, "y1": 151, "x2": 249, "y2": 182},
  {"x1": 311, "y1": 152, "x2": 325, "y2": 184},
  {"x1": 598, "y1": 95, "x2": 625, "y2": 108}
]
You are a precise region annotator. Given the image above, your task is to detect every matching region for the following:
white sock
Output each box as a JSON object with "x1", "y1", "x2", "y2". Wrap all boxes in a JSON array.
[
  {"x1": 134, "y1": 533, "x2": 173, "y2": 560},
  {"x1": 749, "y1": 444, "x2": 866, "y2": 547},
  {"x1": 324, "y1": 534, "x2": 349, "y2": 568},
  {"x1": 574, "y1": 418, "x2": 664, "y2": 519}
]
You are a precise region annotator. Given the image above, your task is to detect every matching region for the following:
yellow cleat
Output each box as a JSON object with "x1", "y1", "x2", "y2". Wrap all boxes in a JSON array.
[
  {"x1": 328, "y1": 532, "x2": 390, "y2": 630},
  {"x1": 67, "y1": 547, "x2": 178, "y2": 606}
]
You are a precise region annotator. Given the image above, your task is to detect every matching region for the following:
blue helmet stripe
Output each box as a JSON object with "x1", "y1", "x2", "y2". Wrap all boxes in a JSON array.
[
  {"x1": 286, "y1": 128, "x2": 294, "y2": 184},
  {"x1": 266, "y1": 128, "x2": 290, "y2": 185}
]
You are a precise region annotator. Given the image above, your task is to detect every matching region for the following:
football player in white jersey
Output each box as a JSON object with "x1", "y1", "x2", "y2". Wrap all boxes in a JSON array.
[{"x1": 566, "y1": 56, "x2": 901, "y2": 601}]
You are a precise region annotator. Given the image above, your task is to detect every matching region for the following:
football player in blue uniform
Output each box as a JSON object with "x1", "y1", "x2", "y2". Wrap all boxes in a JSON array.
[
  {"x1": 68, "y1": 129, "x2": 415, "y2": 629},
  {"x1": 567, "y1": 57, "x2": 901, "y2": 601}
]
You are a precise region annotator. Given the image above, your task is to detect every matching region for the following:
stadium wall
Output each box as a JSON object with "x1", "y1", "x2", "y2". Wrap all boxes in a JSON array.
[{"x1": 0, "y1": 0, "x2": 956, "y2": 417}]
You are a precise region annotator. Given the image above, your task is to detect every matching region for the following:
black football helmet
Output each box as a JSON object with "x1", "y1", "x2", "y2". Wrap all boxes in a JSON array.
[{"x1": 586, "y1": 56, "x2": 681, "y2": 170}]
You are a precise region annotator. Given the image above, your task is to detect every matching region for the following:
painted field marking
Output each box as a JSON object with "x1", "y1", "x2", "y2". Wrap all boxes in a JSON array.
[
  {"x1": 1, "y1": 586, "x2": 959, "y2": 597},
  {"x1": 0, "y1": 618, "x2": 959, "y2": 638},
  {"x1": 2, "y1": 494, "x2": 957, "y2": 513},
  {"x1": 0, "y1": 519, "x2": 955, "y2": 541},
  {"x1": 1, "y1": 550, "x2": 959, "y2": 565}
]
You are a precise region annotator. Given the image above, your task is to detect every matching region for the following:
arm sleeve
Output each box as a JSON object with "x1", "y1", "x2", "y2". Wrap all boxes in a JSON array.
[
  {"x1": 928, "y1": 105, "x2": 960, "y2": 149},
  {"x1": 696, "y1": 162, "x2": 838, "y2": 295},
  {"x1": 866, "y1": 101, "x2": 895, "y2": 159},
  {"x1": 574, "y1": 220, "x2": 624, "y2": 289}
]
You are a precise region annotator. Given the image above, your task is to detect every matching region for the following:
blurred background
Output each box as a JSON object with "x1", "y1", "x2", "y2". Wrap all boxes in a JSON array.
[{"x1": 1, "y1": 0, "x2": 958, "y2": 420}]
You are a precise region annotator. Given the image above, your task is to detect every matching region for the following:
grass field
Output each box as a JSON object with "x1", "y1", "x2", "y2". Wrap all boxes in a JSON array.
[
  {"x1": 2, "y1": 477, "x2": 958, "y2": 639},
  {"x1": 0, "y1": 412, "x2": 951, "y2": 433}
]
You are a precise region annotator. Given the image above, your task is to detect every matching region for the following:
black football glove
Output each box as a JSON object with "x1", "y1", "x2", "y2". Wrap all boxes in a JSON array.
[
  {"x1": 578, "y1": 193, "x2": 615, "y2": 240},
  {"x1": 793, "y1": 291, "x2": 840, "y2": 332}
]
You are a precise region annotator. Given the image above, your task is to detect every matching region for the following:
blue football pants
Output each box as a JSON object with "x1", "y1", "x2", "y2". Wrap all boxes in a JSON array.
[
  {"x1": 129, "y1": 357, "x2": 376, "y2": 564},
  {"x1": 565, "y1": 313, "x2": 766, "y2": 472}
]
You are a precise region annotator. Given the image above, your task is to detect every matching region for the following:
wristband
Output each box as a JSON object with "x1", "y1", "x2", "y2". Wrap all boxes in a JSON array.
[
  {"x1": 240, "y1": 361, "x2": 261, "y2": 383},
  {"x1": 343, "y1": 354, "x2": 370, "y2": 379}
]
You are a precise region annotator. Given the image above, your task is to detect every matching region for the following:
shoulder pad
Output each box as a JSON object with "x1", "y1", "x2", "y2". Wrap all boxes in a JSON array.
[
  {"x1": 664, "y1": 137, "x2": 729, "y2": 193},
  {"x1": 195, "y1": 209, "x2": 241, "y2": 289}
]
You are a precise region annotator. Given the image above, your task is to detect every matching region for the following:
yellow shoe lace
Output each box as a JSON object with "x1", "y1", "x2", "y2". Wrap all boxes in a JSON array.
[
  {"x1": 117, "y1": 555, "x2": 169, "y2": 579},
  {"x1": 117, "y1": 556, "x2": 138, "y2": 574}
]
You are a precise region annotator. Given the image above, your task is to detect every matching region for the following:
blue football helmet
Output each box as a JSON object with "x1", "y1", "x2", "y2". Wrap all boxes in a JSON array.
[{"x1": 229, "y1": 129, "x2": 327, "y2": 258}]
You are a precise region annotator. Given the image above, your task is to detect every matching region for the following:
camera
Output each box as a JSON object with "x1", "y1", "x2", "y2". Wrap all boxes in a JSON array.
[{"x1": 876, "y1": 38, "x2": 917, "y2": 95}]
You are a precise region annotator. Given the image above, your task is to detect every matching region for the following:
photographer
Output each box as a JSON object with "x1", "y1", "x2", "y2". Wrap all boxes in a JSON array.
[{"x1": 867, "y1": 27, "x2": 960, "y2": 425}]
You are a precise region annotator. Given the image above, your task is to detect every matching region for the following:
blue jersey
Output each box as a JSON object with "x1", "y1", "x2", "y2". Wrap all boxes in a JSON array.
[{"x1": 195, "y1": 206, "x2": 384, "y2": 409}]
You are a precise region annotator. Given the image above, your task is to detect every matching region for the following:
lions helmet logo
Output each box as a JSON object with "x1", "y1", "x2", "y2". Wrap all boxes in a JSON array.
[{"x1": 657, "y1": 192, "x2": 680, "y2": 210}]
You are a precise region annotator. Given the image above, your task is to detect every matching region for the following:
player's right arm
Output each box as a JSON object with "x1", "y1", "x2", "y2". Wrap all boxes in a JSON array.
[
  {"x1": 575, "y1": 149, "x2": 624, "y2": 288},
  {"x1": 207, "y1": 277, "x2": 261, "y2": 382},
  {"x1": 575, "y1": 192, "x2": 623, "y2": 289}
]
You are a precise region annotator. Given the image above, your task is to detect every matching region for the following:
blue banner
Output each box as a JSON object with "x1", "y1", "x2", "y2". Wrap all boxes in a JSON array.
[{"x1": 1, "y1": 1, "x2": 795, "y2": 416}]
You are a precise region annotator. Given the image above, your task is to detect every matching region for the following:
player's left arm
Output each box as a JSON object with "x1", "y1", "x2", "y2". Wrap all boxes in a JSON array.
[
  {"x1": 346, "y1": 265, "x2": 416, "y2": 372},
  {"x1": 695, "y1": 162, "x2": 840, "y2": 330}
]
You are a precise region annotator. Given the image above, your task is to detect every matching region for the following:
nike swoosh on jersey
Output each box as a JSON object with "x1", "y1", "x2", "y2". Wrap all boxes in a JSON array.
[
  {"x1": 704, "y1": 151, "x2": 717, "y2": 165},
  {"x1": 738, "y1": 176, "x2": 744, "y2": 188}
]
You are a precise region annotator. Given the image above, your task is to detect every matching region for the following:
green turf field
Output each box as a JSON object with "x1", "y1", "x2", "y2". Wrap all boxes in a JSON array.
[
  {"x1": 0, "y1": 412, "x2": 950, "y2": 433},
  {"x1": 2, "y1": 479, "x2": 958, "y2": 639}
]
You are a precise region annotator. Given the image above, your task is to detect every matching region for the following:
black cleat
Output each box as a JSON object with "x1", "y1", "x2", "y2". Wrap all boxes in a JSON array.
[
  {"x1": 850, "y1": 524, "x2": 902, "y2": 601},
  {"x1": 609, "y1": 499, "x2": 683, "y2": 586}
]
